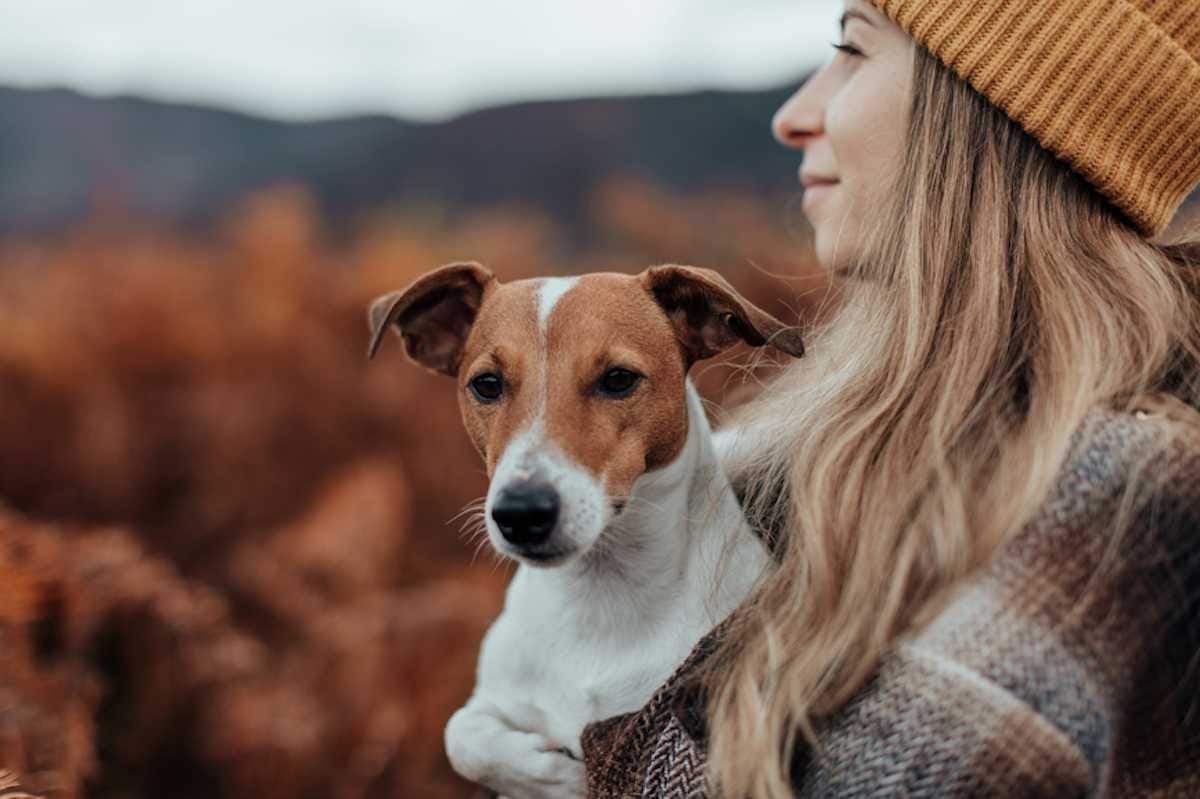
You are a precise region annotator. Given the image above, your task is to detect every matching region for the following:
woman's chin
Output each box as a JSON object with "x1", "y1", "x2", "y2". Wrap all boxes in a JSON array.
[
  {"x1": 813, "y1": 237, "x2": 842, "y2": 274},
  {"x1": 811, "y1": 222, "x2": 862, "y2": 274}
]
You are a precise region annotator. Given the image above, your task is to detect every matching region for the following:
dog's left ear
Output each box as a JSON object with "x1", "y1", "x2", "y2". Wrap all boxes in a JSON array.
[
  {"x1": 367, "y1": 261, "x2": 495, "y2": 376},
  {"x1": 641, "y1": 264, "x2": 805, "y2": 364}
]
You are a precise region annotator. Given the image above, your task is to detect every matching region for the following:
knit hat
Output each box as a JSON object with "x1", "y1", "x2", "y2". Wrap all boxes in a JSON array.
[{"x1": 867, "y1": 0, "x2": 1200, "y2": 238}]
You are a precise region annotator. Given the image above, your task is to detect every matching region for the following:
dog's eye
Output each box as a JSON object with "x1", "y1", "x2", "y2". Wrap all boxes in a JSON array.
[
  {"x1": 597, "y1": 368, "x2": 641, "y2": 397},
  {"x1": 469, "y1": 373, "x2": 504, "y2": 402}
]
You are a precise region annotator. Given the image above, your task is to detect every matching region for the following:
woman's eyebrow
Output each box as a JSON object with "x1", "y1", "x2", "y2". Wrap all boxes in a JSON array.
[{"x1": 840, "y1": 10, "x2": 876, "y2": 32}]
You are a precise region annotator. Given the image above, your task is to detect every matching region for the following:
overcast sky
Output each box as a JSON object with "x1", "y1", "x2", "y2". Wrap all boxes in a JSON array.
[{"x1": 0, "y1": 0, "x2": 842, "y2": 122}]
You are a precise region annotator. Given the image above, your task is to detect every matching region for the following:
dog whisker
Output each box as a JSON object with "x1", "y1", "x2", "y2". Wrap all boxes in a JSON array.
[
  {"x1": 461, "y1": 521, "x2": 490, "y2": 550},
  {"x1": 455, "y1": 502, "x2": 490, "y2": 545},
  {"x1": 448, "y1": 496, "x2": 488, "y2": 526},
  {"x1": 457, "y1": 511, "x2": 486, "y2": 532},
  {"x1": 471, "y1": 535, "x2": 493, "y2": 566}
]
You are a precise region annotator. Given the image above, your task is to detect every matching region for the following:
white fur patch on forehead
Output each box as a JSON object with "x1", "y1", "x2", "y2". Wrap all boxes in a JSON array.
[{"x1": 537, "y1": 277, "x2": 580, "y2": 333}]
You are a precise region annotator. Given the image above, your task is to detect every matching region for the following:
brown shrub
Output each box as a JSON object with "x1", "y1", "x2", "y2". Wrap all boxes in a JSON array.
[{"x1": 0, "y1": 178, "x2": 825, "y2": 797}]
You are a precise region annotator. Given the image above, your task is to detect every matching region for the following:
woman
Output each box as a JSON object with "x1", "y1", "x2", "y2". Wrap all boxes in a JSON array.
[{"x1": 583, "y1": 1, "x2": 1200, "y2": 797}]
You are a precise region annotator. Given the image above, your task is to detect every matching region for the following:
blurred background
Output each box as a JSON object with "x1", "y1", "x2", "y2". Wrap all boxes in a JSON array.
[
  {"x1": 0, "y1": 2, "x2": 842, "y2": 797},
  {"x1": 1, "y1": 2, "x2": 1197, "y2": 798}
]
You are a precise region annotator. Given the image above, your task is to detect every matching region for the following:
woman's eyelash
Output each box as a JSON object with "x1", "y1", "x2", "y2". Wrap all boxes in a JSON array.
[{"x1": 831, "y1": 41, "x2": 864, "y2": 57}]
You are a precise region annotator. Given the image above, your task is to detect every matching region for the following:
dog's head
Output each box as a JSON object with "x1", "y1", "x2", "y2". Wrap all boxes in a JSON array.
[{"x1": 368, "y1": 263, "x2": 804, "y2": 568}]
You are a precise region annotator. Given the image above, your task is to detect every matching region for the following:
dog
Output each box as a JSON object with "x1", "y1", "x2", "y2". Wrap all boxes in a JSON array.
[{"x1": 367, "y1": 262, "x2": 805, "y2": 799}]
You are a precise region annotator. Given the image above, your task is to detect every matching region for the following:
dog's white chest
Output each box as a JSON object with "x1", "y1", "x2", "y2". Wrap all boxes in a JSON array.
[{"x1": 475, "y1": 574, "x2": 703, "y2": 757}]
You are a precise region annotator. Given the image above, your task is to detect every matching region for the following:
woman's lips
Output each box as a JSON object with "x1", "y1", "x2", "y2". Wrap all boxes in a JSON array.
[{"x1": 802, "y1": 180, "x2": 839, "y2": 212}]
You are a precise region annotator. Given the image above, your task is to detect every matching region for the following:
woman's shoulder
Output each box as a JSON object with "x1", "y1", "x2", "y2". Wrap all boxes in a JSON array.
[
  {"x1": 818, "y1": 397, "x2": 1200, "y2": 797},
  {"x1": 1070, "y1": 392, "x2": 1200, "y2": 477},
  {"x1": 810, "y1": 398, "x2": 1200, "y2": 797},
  {"x1": 1040, "y1": 392, "x2": 1200, "y2": 530},
  {"x1": 985, "y1": 394, "x2": 1200, "y2": 673}
]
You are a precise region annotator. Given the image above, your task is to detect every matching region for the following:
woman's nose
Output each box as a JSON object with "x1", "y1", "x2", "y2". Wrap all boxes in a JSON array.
[{"x1": 772, "y1": 80, "x2": 824, "y2": 150}]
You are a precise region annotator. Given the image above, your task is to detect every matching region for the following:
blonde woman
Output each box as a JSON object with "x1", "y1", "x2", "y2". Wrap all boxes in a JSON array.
[{"x1": 583, "y1": 1, "x2": 1200, "y2": 797}]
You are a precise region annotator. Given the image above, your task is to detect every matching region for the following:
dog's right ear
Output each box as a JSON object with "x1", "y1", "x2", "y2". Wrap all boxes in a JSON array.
[{"x1": 366, "y1": 261, "x2": 495, "y2": 376}]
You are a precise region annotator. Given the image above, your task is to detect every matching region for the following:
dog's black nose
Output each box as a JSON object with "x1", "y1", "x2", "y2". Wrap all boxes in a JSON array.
[{"x1": 492, "y1": 482, "x2": 559, "y2": 546}]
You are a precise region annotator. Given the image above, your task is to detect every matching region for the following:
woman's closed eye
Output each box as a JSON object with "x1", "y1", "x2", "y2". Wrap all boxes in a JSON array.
[{"x1": 832, "y1": 41, "x2": 865, "y2": 58}]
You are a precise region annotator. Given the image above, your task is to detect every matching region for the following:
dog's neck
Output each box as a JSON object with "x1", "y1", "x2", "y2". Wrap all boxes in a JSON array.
[{"x1": 519, "y1": 380, "x2": 748, "y2": 632}]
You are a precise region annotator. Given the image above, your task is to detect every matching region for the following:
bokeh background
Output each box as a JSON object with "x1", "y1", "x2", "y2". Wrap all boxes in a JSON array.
[
  {"x1": 1, "y1": 2, "x2": 1197, "y2": 798},
  {"x1": 0, "y1": 2, "x2": 839, "y2": 797}
]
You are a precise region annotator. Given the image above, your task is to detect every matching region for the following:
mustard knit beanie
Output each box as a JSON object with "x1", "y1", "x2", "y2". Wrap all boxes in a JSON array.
[{"x1": 867, "y1": 0, "x2": 1200, "y2": 238}]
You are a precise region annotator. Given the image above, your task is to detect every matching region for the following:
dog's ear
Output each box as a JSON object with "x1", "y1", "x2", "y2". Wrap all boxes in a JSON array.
[
  {"x1": 641, "y1": 264, "x2": 805, "y2": 365},
  {"x1": 367, "y1": 261, "x2": 496, "y2": 376}
]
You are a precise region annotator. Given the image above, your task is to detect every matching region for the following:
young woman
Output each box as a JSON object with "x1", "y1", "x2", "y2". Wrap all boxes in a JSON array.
[{"x1": 583, "y1": 1, "x2": 1200, "y2": 797}]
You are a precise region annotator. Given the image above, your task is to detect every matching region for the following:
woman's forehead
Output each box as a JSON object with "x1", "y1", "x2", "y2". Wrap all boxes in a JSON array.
[
  {"x1": 843, "y1": 0, "x2": 885, "y2": 22},
  {"x1": 841, "y1": 1, "x2": 907, "y2": 41}
]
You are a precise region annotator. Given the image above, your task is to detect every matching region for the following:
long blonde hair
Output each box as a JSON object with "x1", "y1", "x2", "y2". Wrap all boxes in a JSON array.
[{"x1": 704, "y1": 45, "x2": 1200, "y2": 797}]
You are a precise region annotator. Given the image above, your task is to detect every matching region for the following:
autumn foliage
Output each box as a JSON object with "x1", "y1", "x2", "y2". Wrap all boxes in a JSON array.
[{"x1": 0, "y1": 179, "x2": 825, "y2": 798}]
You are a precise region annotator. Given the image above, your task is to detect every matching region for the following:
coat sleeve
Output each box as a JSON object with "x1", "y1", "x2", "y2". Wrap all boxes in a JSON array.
[{"x1": 793, "y1": 411, "x2": 1200, "y2": 799}]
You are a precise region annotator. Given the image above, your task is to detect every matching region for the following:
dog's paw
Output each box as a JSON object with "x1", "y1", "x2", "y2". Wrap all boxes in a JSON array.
[{"x1": 517, "y1": 749, "x2": 587, "y2": 799}]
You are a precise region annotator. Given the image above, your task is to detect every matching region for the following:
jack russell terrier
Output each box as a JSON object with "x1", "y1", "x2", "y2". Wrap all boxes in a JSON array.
[{"x1": 367, "y1": 262, "x2": 805, "y2": 799}]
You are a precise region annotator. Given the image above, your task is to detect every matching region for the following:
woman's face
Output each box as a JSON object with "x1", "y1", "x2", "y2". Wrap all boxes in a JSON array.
[{"x1": 773, "y1": 0, "x2": 914, "y2": 274}]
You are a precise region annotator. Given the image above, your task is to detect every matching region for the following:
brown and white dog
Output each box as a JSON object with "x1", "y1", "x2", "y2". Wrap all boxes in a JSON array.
[{"x1": 367, "y1": 262, "x2": 804, "y2": 799}]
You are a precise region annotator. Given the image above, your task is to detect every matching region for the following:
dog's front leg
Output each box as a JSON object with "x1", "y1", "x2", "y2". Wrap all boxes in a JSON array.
[{"x1": 445, "y1": 697, "x2": 586, "y2": 799}]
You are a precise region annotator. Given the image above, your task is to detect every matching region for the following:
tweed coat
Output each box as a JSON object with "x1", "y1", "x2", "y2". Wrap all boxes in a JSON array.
[{"x1": 581, "y1": 395, "x2": 1200, "y2": 798}]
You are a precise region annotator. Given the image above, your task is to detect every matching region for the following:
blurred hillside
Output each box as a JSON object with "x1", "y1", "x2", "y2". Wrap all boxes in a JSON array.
[
  {"x1": 0, "y1": 181, "x2": 829, "y2": 798},
  {"x1": 4, "y1": 83, "x2": 1195, "y2": 239},
  {"x1": 0, "y1": 85, "x2": 804, "y2": 235}
]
